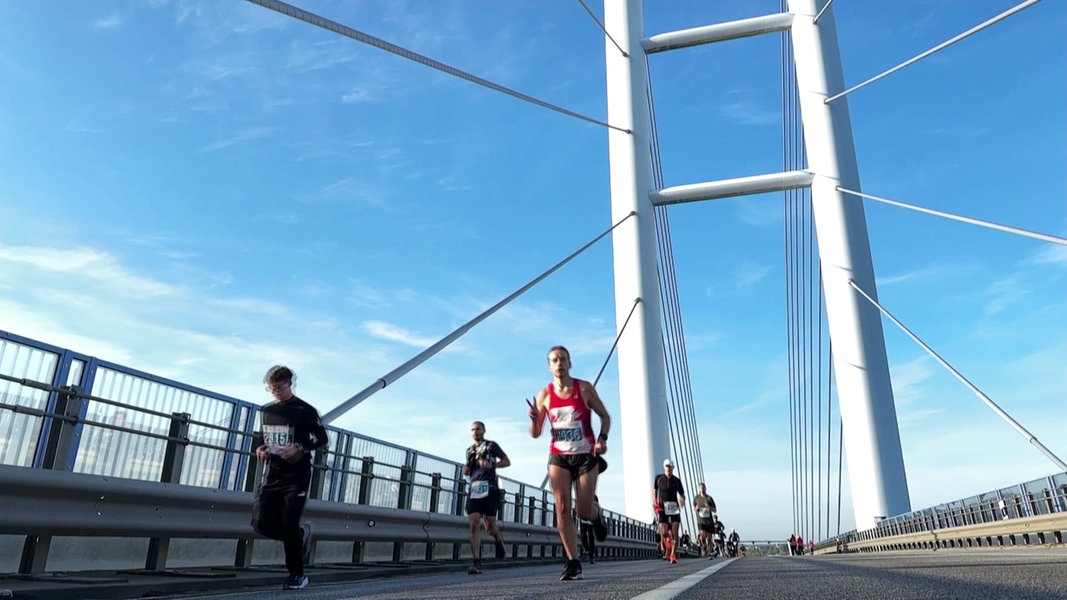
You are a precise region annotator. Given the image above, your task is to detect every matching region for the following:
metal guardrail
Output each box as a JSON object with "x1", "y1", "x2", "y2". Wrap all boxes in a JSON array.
[
  {"x1": 0, "y1": 464, "x2": 652, "y2": 564},
  {"x1": 0, "y1": 330, "x2": 657, "y2": 575},
  {"x1": 836, "y1": 512, "x2": 1067, "y2": 553},
  {"x1": 817, "y1": 471, "x2": 1067, "y2": 554}
]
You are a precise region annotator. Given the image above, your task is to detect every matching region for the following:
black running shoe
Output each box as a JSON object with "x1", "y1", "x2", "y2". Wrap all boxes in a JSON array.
[
  {"x1": 592, "y1": 515, "x2": 608, "y2": 542},
  {"x1": 559, "y1": 558, "x2": 582, "y2": 581},
  {"x1": 283, "y1": 574, "x2": 308, "y2": 590}
]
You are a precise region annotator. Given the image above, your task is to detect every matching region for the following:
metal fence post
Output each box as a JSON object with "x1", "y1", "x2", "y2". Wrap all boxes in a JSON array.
[
  {"x1": 358, "y1": 456, "x2": 374, "y2": 505},
  {"x1": 39, "y1": 385, "x2": 84, "y2": 472},
  {"x1": 426, "y1": 472, "x2": 442, "y2": 561},
  {"x1": 235, "y1": 431, "x2": 263, "y2": 568},
  {"x1": 19, "y1": 385, "x2": 84, "y2": 574},
  {"x1": 309, "y1": 449, "x2": 328, "y2": 500},
  {"x1": 394, "y1": 455, "x2": 415, "y2": 562},
  {"x1": 146, "y1": 411, "x2": 190, "y2": 570},
  {"x1": 453, "y1": 464, "x2": 465, "y2": 559}
]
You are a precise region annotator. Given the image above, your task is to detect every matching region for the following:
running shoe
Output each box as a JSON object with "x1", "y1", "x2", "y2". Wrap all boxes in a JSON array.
[
  {"x1": 559, "y1": 558, "x2": 582, "y2": 581},
  {"x1": 283, "y1": 574, "x2": 308, "y2": 590},
  {"x1": 495, "y1": 541, "x2": 507, "y2": 560}
]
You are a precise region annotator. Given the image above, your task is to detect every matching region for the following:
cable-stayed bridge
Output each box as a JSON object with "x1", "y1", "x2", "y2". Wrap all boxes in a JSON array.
[{"x1": 0, "y1": 0, "x2": 1065, "y2": 598}]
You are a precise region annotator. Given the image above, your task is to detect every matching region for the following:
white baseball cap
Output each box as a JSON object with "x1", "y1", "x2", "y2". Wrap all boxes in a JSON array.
[{"x1": 663, "y1": 459, "x2": 674, "y2": 468}]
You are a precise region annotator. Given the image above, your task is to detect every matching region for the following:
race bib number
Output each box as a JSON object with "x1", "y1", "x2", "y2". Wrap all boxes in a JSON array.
[
  {"x1": 470, "y1": 480, "x2": 490, "y2": 499},
  {"x1": 697, "y1": 508, "x2": 712, "y2": 519},
  {"x1": 664, "y1": 501, "x2": 680, "y2": 516},
  {"x1": 262, "y1": 424, "x2": 292, "y2": 451},
  {"x1": 551, "y1": 424, "x2": 584, "y2": 443}
]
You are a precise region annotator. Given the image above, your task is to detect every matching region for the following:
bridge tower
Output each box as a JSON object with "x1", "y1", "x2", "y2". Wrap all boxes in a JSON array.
[{"x1": 604, "y1": 0, "x2": 911, "y2": 530}]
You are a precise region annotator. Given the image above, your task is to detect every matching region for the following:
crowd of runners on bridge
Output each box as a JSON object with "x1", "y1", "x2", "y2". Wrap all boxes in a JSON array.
[{"x1": 253, "y1": 345, "x2": 748, "y2": 589}]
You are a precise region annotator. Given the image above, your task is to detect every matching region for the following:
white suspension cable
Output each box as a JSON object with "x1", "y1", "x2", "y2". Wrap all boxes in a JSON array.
[
  {"x1": 322, "y1": 210, "x2": 636, "y2": 424},
  {"x1": 575, "y1": 0, "x2": 628, "y2": 57},
  {"x1": 812, "y1": 0, "x2": 835, "y2": 25},
  {"x1": 839, "y1": 187, "x2": 1067, "y2": 245},
  {"x1": 246, "y1": 0, "x2": 630, "y2": 133},
  {"x1": 825, "y1": 0, "x2": 1043, "y2": 103},
  {"x1": 593, "y1": 298, "x2": 641, "y2": 386},
  {"x1": 849, "y1": 279, "x2": 1067, "y2": 472}
]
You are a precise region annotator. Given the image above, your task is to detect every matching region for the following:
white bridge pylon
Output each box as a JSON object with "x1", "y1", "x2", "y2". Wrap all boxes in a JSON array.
[{"x1": 604, "y1": 0, "x2": 911, "y2": 531}]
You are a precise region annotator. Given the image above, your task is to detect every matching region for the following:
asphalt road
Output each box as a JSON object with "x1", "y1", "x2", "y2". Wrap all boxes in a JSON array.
[
  {"x1": 163, "y1": 548, "x2": 1067, "y2": 600},
  {"x1": 6, "y1": 548, "x2": 1067, "y2": 599}
]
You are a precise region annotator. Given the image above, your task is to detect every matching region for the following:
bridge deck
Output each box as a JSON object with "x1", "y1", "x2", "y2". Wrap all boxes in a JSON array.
[{"x1": 4, "y1": 549, "x2": 1067, "y2": 600}]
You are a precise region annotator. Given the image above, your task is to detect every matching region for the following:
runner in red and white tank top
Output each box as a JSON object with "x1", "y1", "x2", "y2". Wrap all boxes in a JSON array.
[
  {"x1": 527, "y1": 345, "x2": 612, "y2": 581},
  {"x1": 546, "y1": 379, "x2": 596, "y2": 455}
]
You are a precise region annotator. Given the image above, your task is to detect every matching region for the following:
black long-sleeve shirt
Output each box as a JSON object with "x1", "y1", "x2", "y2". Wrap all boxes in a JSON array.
[{"x1": 258, "y1": 396, "x2": 328, "y2": 489}]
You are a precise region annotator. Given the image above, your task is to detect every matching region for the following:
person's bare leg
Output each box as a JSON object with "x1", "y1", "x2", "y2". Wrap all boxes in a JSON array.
[
  {"x1": 548, "y1": 465, "x2": 579, "y2": 559},
  {"x1": 468, "y1": 514, "x2": 482, "y2": 560}
]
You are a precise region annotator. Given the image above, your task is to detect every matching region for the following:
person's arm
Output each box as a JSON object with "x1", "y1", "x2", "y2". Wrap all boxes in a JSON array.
[
  {"x1": 492, "y1": 443, "x2": 511, "y2": 469},
  {"x1": 253, "y1": 431, "x2": 268, "y2": 461},
  {"x1": 462, "y1": 446, "x2": 473, "y2": 477},
  {"x1": 527, "y1": 389, "x2": 548, "y2": 438},
  {"x1": 581, "y1": 380, "x2": 611, "y2": 455},
  {"x1": 308, "y1": 412, "x2": 329, "y2": 451}
]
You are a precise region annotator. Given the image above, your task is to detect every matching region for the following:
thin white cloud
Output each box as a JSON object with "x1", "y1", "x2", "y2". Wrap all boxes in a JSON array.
[
  {"x1": 734, "y1": 259, "x2": 772, "y2": 289},
  {"x1": 877, "y1": 264, "x2": 951, "y2": 287},
  {"x1": 341, "y1": 88, "x2": 374, "y2": 103},
  {"x1": 889, "y1": 355, "x2": 937, "y2": 408},
  {"x1": 0, "y1": 245, "x2": 175, "y2": 298},
  {"x1": 1027, "y1": 243, "x2": 1067, "y2": 267},
  {"x1": 982, "y1": 275, "x2": 1028, "y2": 316},
  {"x1": 735, "y1": 198, "x2": 783, "y2": 227},
  {"x1": 199, "y1": 126, "x2": 276, "y2": 152},
  {"x1": 93, "y1": 13, "x2": 124, "y2": 30},
  {"x1": 363, "y1": 320, "x2": 439, "y2": 348},
  {"x1": 716, "y1": 88, "x2": 779, "y2": 126}
]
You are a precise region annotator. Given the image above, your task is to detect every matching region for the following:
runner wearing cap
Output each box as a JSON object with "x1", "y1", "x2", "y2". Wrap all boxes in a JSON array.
[{"x1": 653, "y1": 459, "x2": 685, "y2": 563}]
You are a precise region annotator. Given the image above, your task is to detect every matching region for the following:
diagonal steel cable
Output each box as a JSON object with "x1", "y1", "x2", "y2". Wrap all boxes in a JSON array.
[
  {"x1": 825, "y1": 0, "x2": 1042, "y2": 103},
  {"x1": 849, "y1": 278, "x2": 1067, "y2": 472},
  {"x1": 322, "y1": 210, "x2": 636, "y2": 423},
  {"x1": 246, "y1": 0, "x2": 630, "y2": 133},
  {"x1": 574, "y1": 0, "x2": 628, "y2": 57},
  {"x1": 593, "y1": 298, "x2": 641, "y2": 387},
  {"x1": 839, "y1": 187, "x2": 1067, "y2": 245}
]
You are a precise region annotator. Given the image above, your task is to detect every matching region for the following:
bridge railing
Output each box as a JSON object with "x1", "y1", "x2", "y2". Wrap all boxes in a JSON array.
[
  {"x1": 0, "y1": 330, "x2": 656, "y2": 574},
  {"x1": 820, "y1": 472, "x2": 1067, "y2": 554}
]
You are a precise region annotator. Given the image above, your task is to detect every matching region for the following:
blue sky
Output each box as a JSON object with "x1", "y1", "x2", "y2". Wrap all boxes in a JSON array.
[{"x1": 1, "y1": 0, "x2": 1064, "y2": 541}]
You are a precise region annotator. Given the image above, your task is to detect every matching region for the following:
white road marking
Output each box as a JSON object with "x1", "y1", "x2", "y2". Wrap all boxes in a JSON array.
[{"x1": 630, "y1": 559, "x2": 736, "y2": 600}]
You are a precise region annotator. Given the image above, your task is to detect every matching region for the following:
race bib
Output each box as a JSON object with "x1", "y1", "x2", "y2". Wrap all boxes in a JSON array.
[
  {"x1": 697, "y1": 508, "x2": 712, "y2": 519},
  {"x1": 551, "y1": 424, "x2": 584, "y2": 443},
  {"x1": 664, "y1": 501, "x2": 680, "y2": 516},
  {"x1": 470, "y1": 480, "x2": 490, "y2": 499},
  {"x1": 262, "y1": 424, "x2": 292, "y2": 451}
]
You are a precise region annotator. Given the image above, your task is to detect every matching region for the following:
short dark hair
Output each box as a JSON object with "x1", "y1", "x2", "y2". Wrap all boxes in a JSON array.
[
  {"x1": 263, "y1": 365, "x2": 295, "y2": 385},
  {"x1": 547, "y1": 345, "x2": 570, "y2": 360}
]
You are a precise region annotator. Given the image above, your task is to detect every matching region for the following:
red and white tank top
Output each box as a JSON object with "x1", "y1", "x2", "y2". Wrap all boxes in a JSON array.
[{"x1": 547, "y1": 378, "x2": 595, "y2": 455}]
